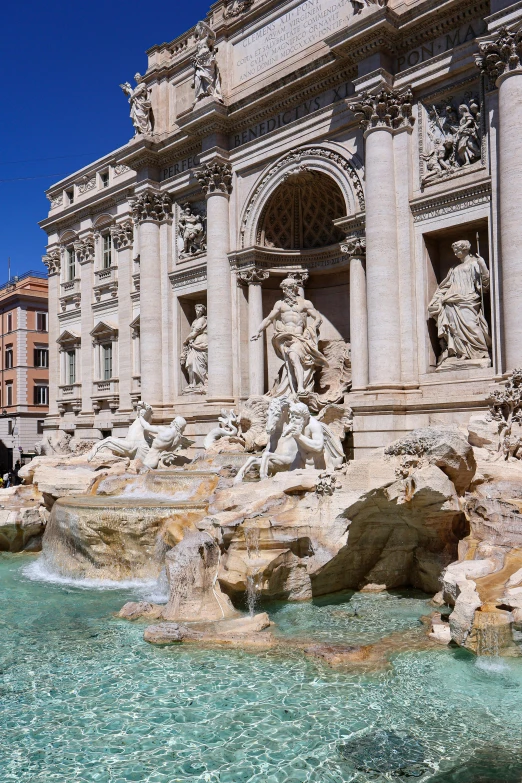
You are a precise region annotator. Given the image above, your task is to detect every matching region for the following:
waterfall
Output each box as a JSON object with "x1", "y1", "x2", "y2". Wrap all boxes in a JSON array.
[{"x1": 245, "y1": 526, "x2": 261, "y2": 617}]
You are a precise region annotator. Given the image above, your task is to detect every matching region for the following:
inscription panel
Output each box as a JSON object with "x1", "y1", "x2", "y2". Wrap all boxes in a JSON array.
[{"x1": 233, "y1": 0, "x2": 352, "y2": 86}]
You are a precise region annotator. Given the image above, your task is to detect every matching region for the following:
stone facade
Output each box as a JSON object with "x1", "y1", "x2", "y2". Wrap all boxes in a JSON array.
[{"x1": 40, "y1": 0, "x2": 522, "y2": 456}]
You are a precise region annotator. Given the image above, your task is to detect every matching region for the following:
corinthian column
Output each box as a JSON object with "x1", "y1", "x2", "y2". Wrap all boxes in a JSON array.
[
  {"x1": 131, "y1": 190, "x2": 172, "y2": 407},
  {"x1": 348, "y1": 87, "x2": 414, "y2": 389},
  {"x1": 111, "y1": 221, "x2": 134, "y2": 412},
  {"x1": 340, "y1": 237, "x2": 368, "y2": 390},
  {"x1": 42, "y1": 250, "x2": 61, "y2": 417},
  {"x1": 196, "y1": 160, "x2": 234, "y2": 401},
  {"x1": 477, "y1": 28, "x2": 522, "y2": 371},
  {"x1": 238, "y1": 268, "x2": 269, "y2": 396}
]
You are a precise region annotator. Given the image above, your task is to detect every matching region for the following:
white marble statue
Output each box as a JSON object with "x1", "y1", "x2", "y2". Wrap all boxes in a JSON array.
[
  {"x1": 204, "y1": 409, "x2": 242, "y2": 450},
  {"x1": 87, "y1": 402, "x2": 153, "y2": 462},
  {"x1": 428, "y1": 240, "x2": 491, "y2": 368},
  {"x1": 251, "y1": 276, "x2": 328, "y2": 397},
  {"x1": 181, "y1": 304, "x2": 208, "y2": 392},
  {"x1": 234, "y1": 399, "x2": 344, "y2": 483},
  {"x1": 138, "y1": 416, "x2": 189, "y2": 470},
  {"x1": 120, "y1": 74, "x2": 153, "y2": 136},
  {"x1": 192, "y1": 21, "x2": 223, "y2": 103},
  {"x1": 178, "y1": 203, "x2": 206, "y2": 256}
]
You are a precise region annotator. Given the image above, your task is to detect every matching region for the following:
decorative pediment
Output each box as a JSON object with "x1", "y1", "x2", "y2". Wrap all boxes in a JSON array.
[
  {"x1": 57, "y1": 330, "x2": 81, "y2": 348},
  {"x1": 90, "y1": 320, "x2": 118, "y2": 344}
]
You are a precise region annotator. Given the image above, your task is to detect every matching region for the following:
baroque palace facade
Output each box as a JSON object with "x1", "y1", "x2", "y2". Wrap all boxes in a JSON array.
[{"x1": 41, "y1": 0, "x2": 522, "y2": 456}]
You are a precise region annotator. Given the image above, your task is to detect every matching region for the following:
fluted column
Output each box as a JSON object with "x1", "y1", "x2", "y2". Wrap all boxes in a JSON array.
[
  {"x1": 111, "y1": 221, "x2": 134, "y2": 412},
  {"x1": 341, "y1": 237, "x2": 368, "y2": 390},
  {"x1": 196, "y1": 160, "x2": 234, "y2": 401},
  {"x1": 42, "y1": 250, "x2": 61, "y2": 417},
  {"x1": 238, "y1": 268, "x2": 269, "y2": 396},
  {"x1": 131, "y1": 190, "x2": 172, "y2": 407},
  {"x1": 478, "y1": 28, "x2": 522, "y2": 371},
  {"x1": 349, "y1": 87, "x2": 414, "y2": 389}
]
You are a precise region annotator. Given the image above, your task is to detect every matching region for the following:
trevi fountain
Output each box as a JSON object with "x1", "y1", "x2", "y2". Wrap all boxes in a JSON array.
[{"x1": 4, "y1": 0, "x2": 522, "y2": 780}]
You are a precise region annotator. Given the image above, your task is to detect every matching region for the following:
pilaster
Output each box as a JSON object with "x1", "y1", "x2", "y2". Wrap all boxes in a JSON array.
[{"x1": 237, "y1": 268, "x2": 269, "y2": 397}]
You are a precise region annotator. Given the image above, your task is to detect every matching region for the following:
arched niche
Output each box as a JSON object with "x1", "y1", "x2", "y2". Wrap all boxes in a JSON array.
[{"x1": 240, "y1": 145, "x2": 364, "y2": 250}]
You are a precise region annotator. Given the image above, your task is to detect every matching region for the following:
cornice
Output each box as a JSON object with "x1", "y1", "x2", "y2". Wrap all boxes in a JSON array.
[
  {"x1": 39, "y1": 191, "x2": 131, "y2": 234},
  {"x1": 410, "y1": 178, "x2": 491, "y2": 222},
  {"x1": 169, "y1": 263, "x2": 207, "y2": 290},
  {"x1": 229, "y1": 244, "x2": 351, "y2": 274}
]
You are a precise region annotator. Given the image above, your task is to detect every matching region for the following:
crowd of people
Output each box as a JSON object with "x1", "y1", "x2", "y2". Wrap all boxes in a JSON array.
[{"x1": 0, "y1": 460, "x2": 22, "y2": 488}]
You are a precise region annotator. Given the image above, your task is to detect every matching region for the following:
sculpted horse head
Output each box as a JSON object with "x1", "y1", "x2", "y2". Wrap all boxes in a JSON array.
[{"x1": 266, "y1": 396, "x2": 290, "y2": 435}]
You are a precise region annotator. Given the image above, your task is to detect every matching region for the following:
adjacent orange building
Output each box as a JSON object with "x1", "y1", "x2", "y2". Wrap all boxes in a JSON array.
[{"x1": 0, "y1": 271, "x2": 48, "y2": 473}]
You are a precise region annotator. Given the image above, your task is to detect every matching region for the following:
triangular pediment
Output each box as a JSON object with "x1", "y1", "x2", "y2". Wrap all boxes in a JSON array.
[
  {"x1": 57, "y1": 329, "x2": 80, "y2": 346},
  {"x1": 90, "y1": 320, "x2": 118, "y2": 339}
]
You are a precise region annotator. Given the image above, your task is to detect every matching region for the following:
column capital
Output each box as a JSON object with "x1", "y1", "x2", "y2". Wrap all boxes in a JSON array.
[
  {"x1": 340, "y1": 235, "x2": 366, "y2": 258},
  {"x1": 237, "y1": 268, "x2": 269, "y2": 286},
  {"x1": 348, "y1": 87, "x2": 415, "y2": 133},
  {"x1": 130, "y1": 190, "x2": 172, "y2": 224},
  {"x1": 476, "y1": 25, "x2": 522, "y2": 85},
  {"x1": 196, "y1": 160, "x2": 233, "y2": 196},
  {"x1": 74, "y1": 234, "x2": 95, "y2": 264},
  {"x1": 110, "y1": 220, "x2": 134, "y2": 250},
  {"x1": 42, "y1": 249, "x2": 61, "y2": 275}
]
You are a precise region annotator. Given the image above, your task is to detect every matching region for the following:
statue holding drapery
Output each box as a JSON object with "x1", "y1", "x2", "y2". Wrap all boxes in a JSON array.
[{"x1": 428, "y1": 239, "x2": 491, "y2": 369}]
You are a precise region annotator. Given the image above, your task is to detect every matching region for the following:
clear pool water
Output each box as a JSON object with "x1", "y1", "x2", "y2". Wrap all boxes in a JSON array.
[{"x1": 1, "y1": 553, "x2": 522, "y2": 782}]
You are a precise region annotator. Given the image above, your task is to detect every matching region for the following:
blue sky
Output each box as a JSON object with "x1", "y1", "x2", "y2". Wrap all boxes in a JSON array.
[{"x1": 0, "y1": 0, "x2": 211, "y2": 283}]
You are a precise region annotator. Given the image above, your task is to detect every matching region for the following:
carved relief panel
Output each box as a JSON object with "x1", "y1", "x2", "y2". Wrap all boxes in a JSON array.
[{"x1": 418, "y1": 83, "x2": 485, "y2": 189}]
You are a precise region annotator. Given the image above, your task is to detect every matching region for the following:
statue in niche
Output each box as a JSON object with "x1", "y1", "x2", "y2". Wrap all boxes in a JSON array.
[
  {"x1": 120, "y1": 74, "x2": 153, "y2": 136},
  {"x1": 251, "y1": 276, "x2": 328, "y2": 398},
  {"x1": 192, "y1": 21, "x2": 223, "y2": 104},
  {"x1": 428, "y1": 239, "x2": 491, "y2": 369},
  {"x1": 180, "y1": 304, "x2": 208, "y2": 392},
  {"x1": 422, "y1": 95, "x2": 481, "y2": 185},
  {"x1": 177, "y1": 203, "x2": 206, "y2": 257}
]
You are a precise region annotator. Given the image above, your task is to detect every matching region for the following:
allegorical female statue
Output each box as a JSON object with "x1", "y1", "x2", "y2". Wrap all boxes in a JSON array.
[
  {"x1": 120, "y1": 74, "x2": 153, "y2": 136},
  {"x1": 251, "y1": 277, "x2": 328, "y2": 396},
  {"x1": 181, "y1": 304, "x2": 208, "y2": 392},
  {"x1": 428, "y1": 239, "x2": 491, "y2": 368},
  {"x1": 192, "y1": 21, "x2": 223, "y2": 103}
]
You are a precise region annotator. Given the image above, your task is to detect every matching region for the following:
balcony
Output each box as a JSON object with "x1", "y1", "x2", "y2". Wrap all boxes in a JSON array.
[
  {"x1": 57, "y1": 383, "x2": 82, "y2": 414},
  {"x1": 92, "y1": 379, "x2": 119, "y2": 412},
  {"x1": 93, "y1": 266, "x2": 118, "y2": 302},
  {"x1": 59, "y1": 279, "x2": 81, "y2": 311}
]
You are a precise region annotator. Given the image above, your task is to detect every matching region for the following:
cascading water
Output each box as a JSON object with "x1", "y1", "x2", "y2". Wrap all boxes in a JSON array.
[{"x1": 244, "y1": 526, "x2": 261, "y2": 617}]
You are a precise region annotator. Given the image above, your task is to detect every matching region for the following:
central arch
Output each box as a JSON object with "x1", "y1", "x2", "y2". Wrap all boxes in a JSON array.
[{"x1": 239, "y1": 144, "x2": 365, "y2": 249}]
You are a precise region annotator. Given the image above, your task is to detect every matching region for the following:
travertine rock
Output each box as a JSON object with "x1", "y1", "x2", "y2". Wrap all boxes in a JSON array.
[
  {"x1": 118, "y1": 602, "x2": 163, "y2": 621},
  {"x1": 0, "y1": 505, "x2": 45, "y2": 552},
  {"x1": 143, "y1": 613, "x2": 272, "y2": 647},
  {"x1": 162, "y1": 531, "x2": 237, "y2": 622}
]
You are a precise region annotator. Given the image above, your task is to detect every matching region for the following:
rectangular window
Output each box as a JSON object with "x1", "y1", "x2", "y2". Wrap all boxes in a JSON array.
[
  {"x1": 67, "y1": 247, "x2": 75, "y2": 281},
  {"x1": 34, "y1": 348, "x2": 49, "y2": 368},
  {"x1": 67, "y1": 350, "x2": 76, "y2": 384},
  {"x1": 101, "y1": 171, "x2": 109, "y2": 188},
  {"x1": 36, "y1": 312, "x2": 47, "y2": 332},
  {"x1": 103, "y1": 234, "x2": 112, "y2": 269},
  {"x1": 5, "y1": 348, "x2": 13, "y2": 369},
  {"x1": 6, "y1": 383, "x2": 13, "y2": 407},
  {"x1": 37, "y1": 420, "x2": 44, "y2": 435},
  {"x1": 7, "y1": 313, "x2": 12, "y2": 332},
  {"x1": 34, "y1": 385, "x2": 49, "y2": 406},
  {"x1": 7, "y1": 420, "x2": 13, "y2": 436},
  {"x1": 102, "y1": 343, "x2": 112, "y2": 380},
  {"x1": 66, "y1": 188, "x2": 74, "y2": 205}
]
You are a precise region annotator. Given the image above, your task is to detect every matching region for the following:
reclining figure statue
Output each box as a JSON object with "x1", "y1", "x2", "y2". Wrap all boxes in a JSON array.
[
  {"x1": 87, "y1": 401, "x2": 153, "y2": 462},
  {"x1": 234, "y1": 400, "x2": 344, "y2": 483}
]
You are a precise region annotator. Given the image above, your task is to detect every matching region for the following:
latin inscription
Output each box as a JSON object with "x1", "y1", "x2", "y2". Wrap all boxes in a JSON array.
[
  {"x1": 161, "y1": 155, "x2": 200, "y2": 182},
  {"x1": 396, "y1": 19, "x2": 487, "y2": 72},
  {"x1": 234, "y1": 0, "x2": 352, "y2": 85},
  {"x1": 230, "y1": 81, "x2": 353, "y2": 149}
]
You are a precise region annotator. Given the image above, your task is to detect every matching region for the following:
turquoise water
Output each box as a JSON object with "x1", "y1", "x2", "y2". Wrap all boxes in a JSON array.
[{"x1": 1, "y1": 553, "x2": 522, "y2": 782}]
